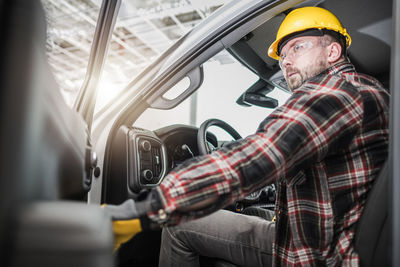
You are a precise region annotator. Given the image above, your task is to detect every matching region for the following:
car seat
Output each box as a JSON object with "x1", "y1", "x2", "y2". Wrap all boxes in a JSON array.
[{"x1": 354, "y1": 161, "x2": 390, "y2": 266}]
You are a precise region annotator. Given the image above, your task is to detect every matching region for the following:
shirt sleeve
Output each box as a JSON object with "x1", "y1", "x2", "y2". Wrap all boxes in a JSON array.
[{"x1": 148, "y1": 77, "x2": 364, "y2": 226}]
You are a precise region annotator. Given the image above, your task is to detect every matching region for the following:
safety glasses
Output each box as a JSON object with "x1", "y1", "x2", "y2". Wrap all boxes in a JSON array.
[{"x1": 279, "y1": 41, "x2": 314, "y2": 69}]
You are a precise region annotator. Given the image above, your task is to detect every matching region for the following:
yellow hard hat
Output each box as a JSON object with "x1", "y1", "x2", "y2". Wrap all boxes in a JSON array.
[{"x1": 268, "y1": 6, "x2": 351, "y2": 60}]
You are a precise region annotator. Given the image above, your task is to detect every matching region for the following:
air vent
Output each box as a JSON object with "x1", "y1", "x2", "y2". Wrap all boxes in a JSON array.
[
  {"x1": 138, "y1": 137, "x2": 163, "y2": 185},
  {"x1": 152, "y1": 146, "x2": 161, "y2": 177}
]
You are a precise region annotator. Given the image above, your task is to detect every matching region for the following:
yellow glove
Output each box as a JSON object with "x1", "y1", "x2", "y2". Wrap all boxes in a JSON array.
[
  {"x1": 102, "y1": 199, "x2": 147, "y2": 252},
  {"x1": 111, "y1": 218, "x2": 142, "y2": 252}
]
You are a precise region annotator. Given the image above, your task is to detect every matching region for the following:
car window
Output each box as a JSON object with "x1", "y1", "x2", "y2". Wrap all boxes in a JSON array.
[
  {"x1": 41, "y1": 0, "x2": 100, "y2": 107},
  {"x1": 94, "y1": 0, "x2": 234, "y2": 112},
  {"x1": 134, "y1": 50, "x2": 291, "y2": 139},
  {"x1": 41, "y1": 0, "x2": 233, "y2": 110}
]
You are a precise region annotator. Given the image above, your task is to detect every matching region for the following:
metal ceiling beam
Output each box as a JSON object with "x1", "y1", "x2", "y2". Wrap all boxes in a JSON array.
[
  {"x1": 54, "y1": 0, "x2": 149, "y2": 62},
  {"x1": 41, "y1": 0, "x2": 228, "y2": 106}
]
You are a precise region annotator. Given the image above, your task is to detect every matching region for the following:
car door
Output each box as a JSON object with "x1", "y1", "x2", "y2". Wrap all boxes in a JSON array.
[{"x1": 0, "y1": 0, "x2": 121, "y2": 266}]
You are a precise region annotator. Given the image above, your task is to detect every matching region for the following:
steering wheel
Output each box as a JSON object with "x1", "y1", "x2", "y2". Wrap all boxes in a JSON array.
[
  {"x1": 197, "y1": 118, "x2": 276, "y2": 211},
  {"x1": 197, "y1": 118, "x2": 242, "y2": 155}
]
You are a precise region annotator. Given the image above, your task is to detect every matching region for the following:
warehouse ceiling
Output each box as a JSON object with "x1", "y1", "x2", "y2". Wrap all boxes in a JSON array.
[{"x1": 41, "y1": 0, "x2": 231, "y2": 106}]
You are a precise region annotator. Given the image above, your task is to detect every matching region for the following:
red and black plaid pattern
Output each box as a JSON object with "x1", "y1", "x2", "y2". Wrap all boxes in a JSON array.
[{"x1": 149, "y1": 62, "x2": 389, "y2": 266}]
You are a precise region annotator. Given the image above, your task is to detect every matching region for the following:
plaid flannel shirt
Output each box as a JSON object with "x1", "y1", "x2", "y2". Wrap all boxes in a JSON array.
[{"x1": 149, "y1": 62, "x2": 389, "y2": 266}]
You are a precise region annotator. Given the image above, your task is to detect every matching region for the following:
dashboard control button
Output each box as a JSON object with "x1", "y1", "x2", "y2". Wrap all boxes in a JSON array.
[
  {"x1": 142, "y1": 169, "x2": 153, "y2": 181},
  {"x1": 141, "y1": 140, "x2": 151, "y2": 151}
]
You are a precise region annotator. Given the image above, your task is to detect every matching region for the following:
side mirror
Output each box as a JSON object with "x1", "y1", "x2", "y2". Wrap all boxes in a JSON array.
[{"x1": 242, "y1": 92, "x2": 278, "y2": 108}]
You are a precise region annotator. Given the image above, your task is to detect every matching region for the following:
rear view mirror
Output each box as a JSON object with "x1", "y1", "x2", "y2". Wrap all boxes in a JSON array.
[
  {"x1": 236, "y1": 78, "x2": 278, "y2": 109},
  {"x1": 243, "y1": 92, "x2": 278, "y2": 108}
]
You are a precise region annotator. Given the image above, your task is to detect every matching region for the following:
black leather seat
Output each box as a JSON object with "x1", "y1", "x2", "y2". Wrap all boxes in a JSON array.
[{"x1": 354, "y1": 161, "x2": 390, "y2": 266}]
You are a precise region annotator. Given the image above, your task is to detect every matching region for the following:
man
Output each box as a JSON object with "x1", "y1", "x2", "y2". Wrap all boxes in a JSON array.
[{"x1": 104, "y1": 6, "x2": 389, "y2": 266}]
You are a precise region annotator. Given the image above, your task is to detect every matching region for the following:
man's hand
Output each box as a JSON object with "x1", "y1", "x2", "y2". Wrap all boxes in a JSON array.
[{"x1": 102, "y1": 199, "x2": 147, "y2": 252}]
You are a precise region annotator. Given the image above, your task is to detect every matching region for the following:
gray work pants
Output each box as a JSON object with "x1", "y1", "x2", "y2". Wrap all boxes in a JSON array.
[{"x1": 159, "y1": 209, "x2": 275, "y2": 267}]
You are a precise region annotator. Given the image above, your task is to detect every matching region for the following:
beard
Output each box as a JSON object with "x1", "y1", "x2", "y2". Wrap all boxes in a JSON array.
[{"x1": 285, "y1": 58, "x2": 329, "y2": 90}]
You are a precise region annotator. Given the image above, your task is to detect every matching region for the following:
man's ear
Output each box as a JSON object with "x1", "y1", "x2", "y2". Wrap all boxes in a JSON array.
[{"x1": 327, "y1": 42, "x2": 342, "y2": 63}]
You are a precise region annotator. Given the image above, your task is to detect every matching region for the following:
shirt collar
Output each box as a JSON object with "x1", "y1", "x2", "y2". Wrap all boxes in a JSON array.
[{"x1": 324, "y1": 61, "x2": 356, "y2": 76}]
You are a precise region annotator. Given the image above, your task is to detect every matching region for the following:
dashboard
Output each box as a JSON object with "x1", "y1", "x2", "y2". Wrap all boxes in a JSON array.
[
  {"x1": 104, "y1": 124, "x2": 217, "y2": 204},
  {"x1": 104, "y1": 123, "x2": 274, "y2": 209}
]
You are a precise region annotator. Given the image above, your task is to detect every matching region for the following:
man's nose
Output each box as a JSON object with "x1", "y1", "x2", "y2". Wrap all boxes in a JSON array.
[{"x1": 280, "y1": 56, "x2": 292, "y2": 70}]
